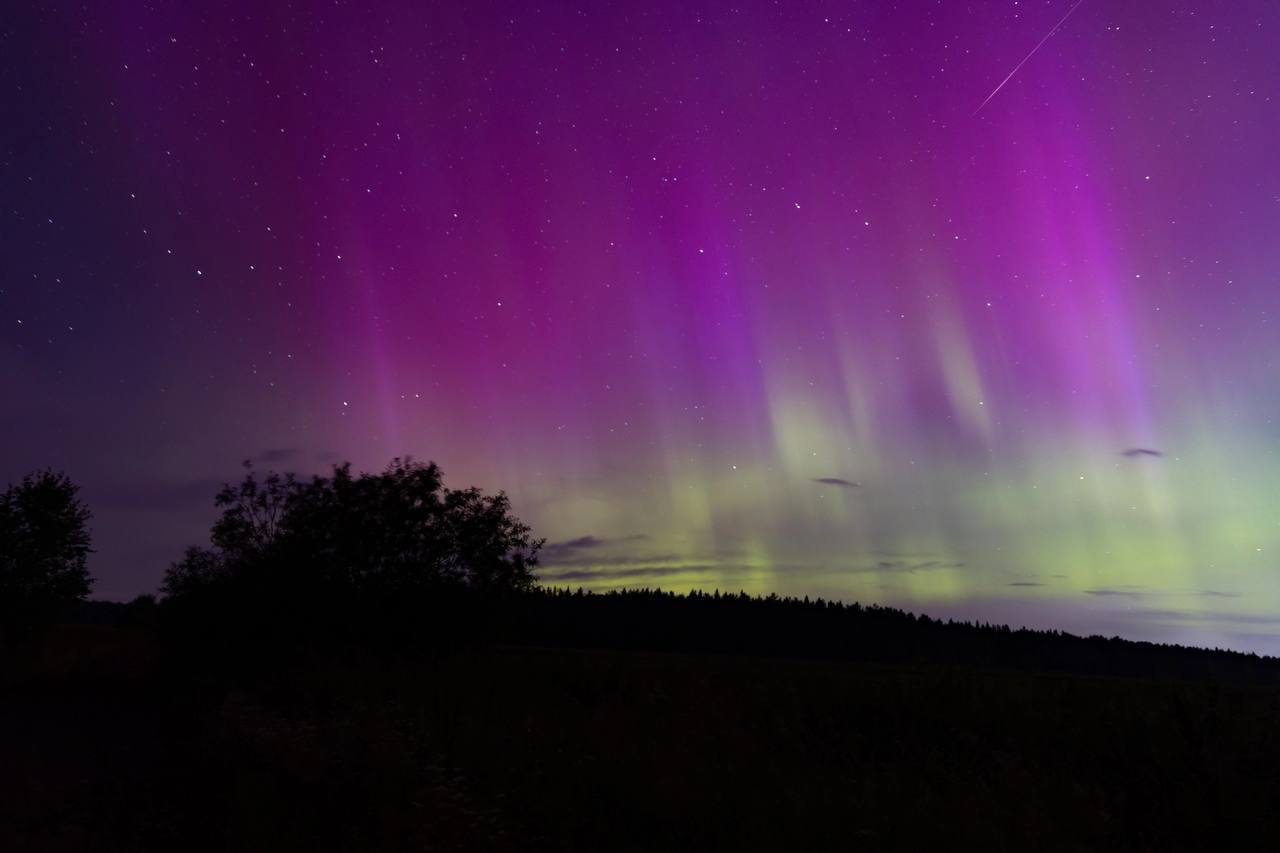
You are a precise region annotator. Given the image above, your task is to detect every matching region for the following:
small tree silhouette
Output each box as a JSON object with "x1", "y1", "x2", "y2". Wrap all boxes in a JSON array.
[
  {"x1": 210, "y1": 461, "x2": 296, "y2": 561},
  {"x1": 160, "y1": 545, "x2": 226, "y2": 600},
  {"x1": 0, "y1": 470, "x2": 94, "y2": 644}
]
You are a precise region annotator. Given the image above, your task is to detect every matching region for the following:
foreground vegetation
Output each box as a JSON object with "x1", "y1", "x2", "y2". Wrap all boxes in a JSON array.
[{"x1": 4, "y1": 602, "x2": 1280, "y2": 852}]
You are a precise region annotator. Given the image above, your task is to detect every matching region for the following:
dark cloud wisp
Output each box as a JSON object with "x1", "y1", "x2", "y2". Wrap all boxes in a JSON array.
[
  {"x1": 813, "y1": 477, "x2": 861, "y2": 488},
  {"x1": 541, "y1": 533, "x2": 650, "y2": 564}
]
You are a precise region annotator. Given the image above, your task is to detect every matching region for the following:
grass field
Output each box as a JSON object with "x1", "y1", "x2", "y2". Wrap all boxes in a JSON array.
[{"x1": 3, "y1": 623, "x2": 1280, "y2": 851}]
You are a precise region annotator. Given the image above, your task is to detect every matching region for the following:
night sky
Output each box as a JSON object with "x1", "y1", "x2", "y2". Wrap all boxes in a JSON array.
[{"x1": 4, "y1": 1, "x2": 1280, "y2": 652}]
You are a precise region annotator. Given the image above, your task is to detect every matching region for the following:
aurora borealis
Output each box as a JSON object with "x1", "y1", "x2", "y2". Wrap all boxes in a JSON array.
[{"x1": 4, "y1": 1, "x2": 1280, "y2": 651}]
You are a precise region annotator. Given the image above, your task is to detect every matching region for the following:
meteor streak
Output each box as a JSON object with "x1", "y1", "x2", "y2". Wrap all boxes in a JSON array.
[{"x1": 973, "y1": 0, "x2": 1085, "y2": 116}]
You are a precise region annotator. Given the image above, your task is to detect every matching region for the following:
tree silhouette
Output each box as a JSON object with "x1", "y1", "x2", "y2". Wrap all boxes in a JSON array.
[
  {"x1": 159, "y1": 458, "x2": 541, "y2": 664},
  {"x1": 162, "y1": 458, "x2": 540, "y2": 620},
  {"x1": 210, "y1": 462, "x2": 296, "y2": 561},
  {"x1": 160, "y1": 545, "x2": 226, "y2": 600},
  {"x1": 0, "y1": 470, "x2": 94, "y2": 643}
]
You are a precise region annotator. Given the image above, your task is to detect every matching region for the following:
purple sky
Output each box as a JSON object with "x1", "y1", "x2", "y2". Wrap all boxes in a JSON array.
[{"x1": 5, "y1": 1, "x2": 1280, "y2": 652}]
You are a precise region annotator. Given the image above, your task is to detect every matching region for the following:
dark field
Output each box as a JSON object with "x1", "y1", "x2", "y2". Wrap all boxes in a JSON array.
[{"x1": 4, "y1": 621, "x2": 1280, "y2": 852}]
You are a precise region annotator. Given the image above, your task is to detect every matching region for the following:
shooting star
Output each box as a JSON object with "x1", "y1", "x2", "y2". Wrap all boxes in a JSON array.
[{"x1": 973, "y1": 0, "x2": 1085, "y2": 116}]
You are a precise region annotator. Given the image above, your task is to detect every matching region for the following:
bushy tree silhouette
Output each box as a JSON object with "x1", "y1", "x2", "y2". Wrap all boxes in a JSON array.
[
  {"x1": 277, "y1": 460, "x2": 540, "y2": 594},
  {"x1": 0, "y1": 470, "x2": 93, "y2": 643},
  {"x1": 160, "y1": 458, "x2": 541, "y2": 665},
  {"x1": 165, "y1": 458, "x2": 540, "y2": 597}
]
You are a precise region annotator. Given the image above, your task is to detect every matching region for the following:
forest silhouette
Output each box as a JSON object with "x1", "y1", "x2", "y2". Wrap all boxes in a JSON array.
[{"x1": 3, "y1": 461, "x2": 1280, "y2": 850}]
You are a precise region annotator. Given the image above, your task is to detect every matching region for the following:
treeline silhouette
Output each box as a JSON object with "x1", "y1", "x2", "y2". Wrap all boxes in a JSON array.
[
  {"x1": 6, "y1": 460, "x2": 1280, "y2": 686},
  {"x1": 499, "y1": 587, "x2": 1280, "y2": 684}
]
